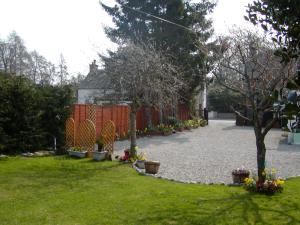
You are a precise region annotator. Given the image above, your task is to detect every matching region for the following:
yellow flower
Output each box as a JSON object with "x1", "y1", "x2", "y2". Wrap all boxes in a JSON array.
[
  {"x1": 276, "y1": 179, "x2": 284, "y2": 185},
  {"x1": 271, "y1": 168, "x2": 277, "y2": 173},
  {"x1": 244, "y1": 177, "x2": 254, "y2": 185}
]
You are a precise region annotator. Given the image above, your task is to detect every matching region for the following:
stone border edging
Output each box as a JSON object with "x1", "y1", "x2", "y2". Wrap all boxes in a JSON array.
[{"x1": 132, "y1": 163, "x2": 295, "y2": 186}]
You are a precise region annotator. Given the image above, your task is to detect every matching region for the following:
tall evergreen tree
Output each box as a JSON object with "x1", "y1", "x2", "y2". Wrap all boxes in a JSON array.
[
  {"x1": 246, "y1": 0, "x2": 300, "y2": 61},
  {"x1": 101, "y1": 0, "x2": 215, "y2": 107}
]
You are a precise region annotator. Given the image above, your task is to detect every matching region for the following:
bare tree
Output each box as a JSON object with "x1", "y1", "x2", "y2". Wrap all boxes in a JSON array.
[
  {"x1": 29, "y1": 50, "x2": 56, "y2": 85},
  {"x1": 0, "y1": 32, "x2": 57, "y2": 85},
  {"x1": 212, "y1": 29, "x2": 297, "y2": 183},
  {"x1": 57, "y1": 53, "x2": 68, "y2": 85},
  {"x1": 0, "y1": 38, "x2": 9, "y2": 73},
  {"x1": 7, "y1": 31, "x2": 28, "y2": 75},
  {"x1": 0, "y1": 31, "x2": 28, "y2": 75},
  {"x1": 101, "y1": 42, "x2": 183, "y2": 156}
]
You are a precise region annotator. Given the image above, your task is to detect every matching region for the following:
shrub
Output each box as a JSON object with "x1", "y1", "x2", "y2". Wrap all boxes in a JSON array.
[
  {"x1": 174, "y1": 121, "x2": 184, "y2": 130},
  {"x1": 165, "y1": 116, "x2": 179, "y2": 126},
  {"x1": 157, "y1": 124, "x2": 174, "y2": 133},
  {"x1": 0, "y1": 73, "x2": 73, "y2": 154},
  {"x1": 199, "y1": 119, "x2": 207, "y2": 127},
  {"x1": 183, "y1": 120, "x2": 194, "y2": 129}
]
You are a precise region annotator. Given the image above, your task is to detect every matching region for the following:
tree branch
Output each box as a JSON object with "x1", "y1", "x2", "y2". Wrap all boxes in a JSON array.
[{"x1": 230, "y1": 106, "x2": 252, "y2": 122}]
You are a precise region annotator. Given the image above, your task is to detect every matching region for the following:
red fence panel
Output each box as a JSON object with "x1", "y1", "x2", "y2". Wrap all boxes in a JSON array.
[{"x1": 71, "y1": 104, "x2": 190, "y2": 138}]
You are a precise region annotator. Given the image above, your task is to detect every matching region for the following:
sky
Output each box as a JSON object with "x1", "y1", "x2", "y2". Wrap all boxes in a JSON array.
[{"x1": 0, "y1": 0, "x2": 256, "y2": 76}]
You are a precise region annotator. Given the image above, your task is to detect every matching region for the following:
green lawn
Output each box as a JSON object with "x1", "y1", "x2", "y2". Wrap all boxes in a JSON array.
[{"x1": 0, "y1": 157, "x2": 300, "y2": 225}]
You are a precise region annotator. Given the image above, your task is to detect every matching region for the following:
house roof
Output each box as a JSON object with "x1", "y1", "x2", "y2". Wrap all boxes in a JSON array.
[{"x1": 79, "y1": 69, "x2": 110, "y2": 90}]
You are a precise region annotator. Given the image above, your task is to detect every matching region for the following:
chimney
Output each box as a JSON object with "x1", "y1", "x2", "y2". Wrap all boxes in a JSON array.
[{"x1": 89, "y1": 60, "x2": 98, "y2": 74}]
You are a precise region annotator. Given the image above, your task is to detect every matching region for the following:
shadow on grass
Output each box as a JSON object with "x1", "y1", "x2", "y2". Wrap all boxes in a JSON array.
[
  {"x1": 7, "y1": 157, "x2": 129, "y2": 190},
  {"x1": 137, "y1": 192, "x2": 300, "y2": 225}
]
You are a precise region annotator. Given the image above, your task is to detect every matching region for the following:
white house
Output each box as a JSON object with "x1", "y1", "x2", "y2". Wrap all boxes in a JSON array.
[
  {"x1": 78, "y1": 61, "x2": 208, "y2": 115},
  {"x1": 77, "y1": 61, "x2": 111, "y2": 104}
]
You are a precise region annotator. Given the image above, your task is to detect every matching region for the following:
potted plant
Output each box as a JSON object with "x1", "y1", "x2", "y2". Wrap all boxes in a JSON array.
[
  {"x1": 232, "y1": 168, "x2": 250, "y2": 184},
  {"x1": 145, "y1": 161, "x2": 160, "y2": 174},
  {"x1": 95, "y1": 137, "x2": 104, "y2": 151},
  {"x1": 91, "y1": 138, "x2": 107, "y2": 161},
  {"x1": 68, "y1": 146, "x2": 87, "y2": 158},
  {"x1": 133, "y1": 152, "x2": 147, "y2": 169},
  {"x1": 92, "y1": 150, "x2": 107, "y2": 161}
]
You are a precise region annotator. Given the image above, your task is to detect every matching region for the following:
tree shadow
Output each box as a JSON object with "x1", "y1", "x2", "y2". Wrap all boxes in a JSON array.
[
  {"x1": 13, "y1": 157, "x2": 129, "y2": 190},
  {"x1": 136, "y1": 192, "x2": 300, "y2": 224}
]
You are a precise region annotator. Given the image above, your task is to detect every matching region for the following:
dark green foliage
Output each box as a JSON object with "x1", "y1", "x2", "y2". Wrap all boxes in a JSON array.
[
  {"x1": 101, "y1": 0, "x2": 215, "y2": 104},
  {"x1": 165, "y1": 116, "x2": 179, "y2": 126},
  {"x1": 0, "y1": 74, "x2": 42, "y2": 153},
  {"x1": 208, "y1": 84, "x2": 243, "y2": 113},
  {"x1": 0, "y1": 73, "x2": 73, "y2": 154},
  {"x1": 247, "y1": 0, "x2": 300, "y2": 61},
  {"x1": 37, "y1": 85, "x2": 73, "y2": 153}
]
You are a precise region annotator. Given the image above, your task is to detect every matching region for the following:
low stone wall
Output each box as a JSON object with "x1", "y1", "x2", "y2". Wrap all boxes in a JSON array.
[
  {"x1": 218, "y1": 113, "x2": 235, "y2": 119},
  {"x1": 208, "y1": 111, "x2": 235, "y2": 119}
]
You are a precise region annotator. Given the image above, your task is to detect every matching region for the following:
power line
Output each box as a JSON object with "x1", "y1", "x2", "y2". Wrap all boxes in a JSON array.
[
  {"x1": 100, "y1": 1, "x2": 196, "y2": 34},
  {"x1": 99, "y1": 1, "x2": 209, "y2": 53},
  {"x1": 122, "y1": 4, "x2": 197, "y2": 34}
]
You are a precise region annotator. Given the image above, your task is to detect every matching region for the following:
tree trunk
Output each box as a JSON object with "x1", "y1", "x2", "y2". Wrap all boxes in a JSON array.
[
  {"x1": 145, "y1": 106, "x2": 152, "y2": 128},
  {"x1": 255, "y1": 130, "x2": 266, "y2": 183},
  {"x1": 159, "y1": 107, "x2": 163, "y2": 124},
  {"x1": 130, "y1": 108, "x2": 137, "y2": 157}
]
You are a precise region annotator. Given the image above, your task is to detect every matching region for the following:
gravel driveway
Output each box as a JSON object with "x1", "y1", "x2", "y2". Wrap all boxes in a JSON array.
[{"x1": 115, "y1": 120, "x2": 300, "y2": 184}]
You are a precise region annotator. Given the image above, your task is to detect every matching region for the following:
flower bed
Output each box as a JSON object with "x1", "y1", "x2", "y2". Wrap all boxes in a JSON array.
[{"x1": 244, "y1": 168, "x2": 284, "y2": 195}]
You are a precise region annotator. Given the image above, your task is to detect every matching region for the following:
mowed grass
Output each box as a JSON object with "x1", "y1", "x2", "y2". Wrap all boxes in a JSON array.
[{"x1": 0, "y1": 157, "x2": 300, "y2": 225}]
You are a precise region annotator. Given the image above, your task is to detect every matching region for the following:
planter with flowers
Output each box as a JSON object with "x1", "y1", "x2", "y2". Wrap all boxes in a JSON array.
[
  {"x1": 91, "y1": 138, "x2": 107, "y2": 161},
  {"x1": 68, "y1": 147, "x2": 87, "y2": 158},
  {"x1": 244, "y1": 168, "x2": 284, "y2": 195},
  {"x1": 157, "y1": 124, "x2": 174, "y2": 136},
  {"x1": 132, "y1": 152, "x2": 147, "y2": 169},
  {"x1": 232, "y1": 168, "x2": 250, "y2": 184},
  {"x1": 92, "y1": 150, "x2": 107, "y2": 161}
]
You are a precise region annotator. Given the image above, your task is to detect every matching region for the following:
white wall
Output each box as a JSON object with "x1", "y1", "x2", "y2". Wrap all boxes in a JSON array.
[{"x1": 77, "y1": 89, "x2": 102, "y2": 104}]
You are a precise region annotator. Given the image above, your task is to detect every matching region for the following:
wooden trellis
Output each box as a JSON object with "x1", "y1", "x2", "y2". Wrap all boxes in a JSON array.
[
  {"x1": 87, "y1": 104, "x2": 97, "y2": 125},
  {"x1": 75, "y1": 119, "x2": 96, "y2": 153},
  {"x1": 102, "y1": 120, "x2": 116, "y2": 158},
  {"x1": 65, "y1": 118, "x2": 75, "y2": 148}
]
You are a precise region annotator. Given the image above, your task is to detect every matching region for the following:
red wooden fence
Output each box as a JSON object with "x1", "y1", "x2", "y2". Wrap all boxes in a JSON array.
[{"x1": 71, "y1": 104, "x2": 190, "y2": 138}]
